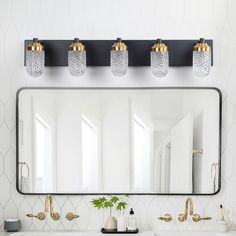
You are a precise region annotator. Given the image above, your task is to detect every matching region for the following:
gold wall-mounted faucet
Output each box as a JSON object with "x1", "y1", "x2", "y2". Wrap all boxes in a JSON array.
[
  {"x1": 178, "y1": 197, "x2": 212, "y2": 222},
  {"x1": 27, "y1": 195, "x2": 60, "y2": 221},
  {"x1": 178, "y1": 197, "x2": 194, "y2": 222},
  {"x1": 44, "y1": 195, "x2": 60, "y2": 221}
]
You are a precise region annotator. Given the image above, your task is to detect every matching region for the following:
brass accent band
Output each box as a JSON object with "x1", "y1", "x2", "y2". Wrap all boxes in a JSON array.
[
  {"x1": 27, "y1": 38, "x2": 44, "y2": 51},
  {"x1": 111, "y1": 38, "x2": 128, "y2": 51},
  {"x1": 193, "y1": 38, "x2": 211, "y2": 52},
  {"x1": 152, "y1": 39, "x2": 168, "y2": 52},
  {"x1": 69, "y1": 38, "x2": 86, "y2": 52}
]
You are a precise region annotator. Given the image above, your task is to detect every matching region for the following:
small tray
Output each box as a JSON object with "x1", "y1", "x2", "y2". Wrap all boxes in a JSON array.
[{"x1": 101, "y1": 228, "x2": 139, "y2": 234}]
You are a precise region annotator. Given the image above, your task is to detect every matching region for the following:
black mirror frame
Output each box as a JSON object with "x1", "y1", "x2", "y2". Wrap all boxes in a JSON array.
[{"x1": 16, "y1": 87, "x2": 222, "y2": 196}]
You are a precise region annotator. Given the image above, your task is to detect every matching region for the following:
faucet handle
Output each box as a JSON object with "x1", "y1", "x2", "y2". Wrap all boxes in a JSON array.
[
  {"x1": 192, "y1": 214, "x2": 212, "y2": 222},
  {"x1": 66, "y1": 212, "x2": 80, "y2": 221},
  {"x1": 26, "y1": 212, "x2": 46, "y2": 220},
  {"x1": 158, "y1": 214, "x2": 172, "y2": 222},
  {"x1": 178, "y1": 213, "x2": 187, "y2": 222},
  {"x1": 51, "y1": 212, "x2": 60, "y2": 221}
]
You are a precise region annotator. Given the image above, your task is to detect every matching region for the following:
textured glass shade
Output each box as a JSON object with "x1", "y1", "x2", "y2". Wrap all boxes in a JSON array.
[
  {"x1": 193, "y1": 51, "x2": 211, "y2": 78},
  {"x1": 151, "y1": 51, "x2": 169, "y2": 77},
  {"x1": 110, "y1": 50, "x2": 128, "y2": 77},
  {"x1": 26, "y1": 50, "x2": 45, "y2": 78},
  {"x1": 68, "y1": 51, "x2": 86, "y2": 77}
]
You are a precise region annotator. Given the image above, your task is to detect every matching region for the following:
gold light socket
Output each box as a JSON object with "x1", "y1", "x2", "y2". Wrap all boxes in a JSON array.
[
  {"x1": 193, "y1": 38, "x2": 211, "y2": 52},
  {"x1": 27, "y1": 38, "x2": 44, "y2": 51},
  {"x1": 152, "y1": 39, "x2": 168, "y2": 52},
  {"x1": 112, "y1": 38, "x2": 128, "y2": 51},
  {"x1": 69, "y1": 38, "x2": 86, "y2": 52}
]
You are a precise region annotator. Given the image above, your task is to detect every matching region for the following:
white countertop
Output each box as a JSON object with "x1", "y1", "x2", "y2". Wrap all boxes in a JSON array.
[{"x1": 0, "y1": 231, "x2": 236, "y2": 236}]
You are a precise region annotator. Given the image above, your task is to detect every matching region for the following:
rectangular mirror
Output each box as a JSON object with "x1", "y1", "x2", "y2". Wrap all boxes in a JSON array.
[{"x1": 16, "y1": 88, "x2": 221, "y2": 195}]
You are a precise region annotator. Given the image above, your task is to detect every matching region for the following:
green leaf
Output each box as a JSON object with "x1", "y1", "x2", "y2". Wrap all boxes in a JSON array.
[
  {"x1": 110, "y1": 196, "x2": 119, "y2": 204},
  {"x1": 104, "y1": 201, "x2": 113, "y2": 208},
  {"x1": 116, "y1": 202, "x2": 127, "y2": 211}
]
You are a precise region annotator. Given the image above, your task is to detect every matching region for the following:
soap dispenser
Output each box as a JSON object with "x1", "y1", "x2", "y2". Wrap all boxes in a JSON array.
[{"x1": 127, "y1": 208, "x2": 137, "y2": 231}]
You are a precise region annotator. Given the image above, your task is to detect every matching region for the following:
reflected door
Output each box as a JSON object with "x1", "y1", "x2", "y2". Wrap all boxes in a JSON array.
[{"x1": 170, "y1": 114, "x2": 193, "y2": 193}]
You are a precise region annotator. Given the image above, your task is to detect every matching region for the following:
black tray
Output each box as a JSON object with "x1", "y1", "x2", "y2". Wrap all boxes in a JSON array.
[{"x1": 101, "y1": 228, "x2": 139, "y2": 234}]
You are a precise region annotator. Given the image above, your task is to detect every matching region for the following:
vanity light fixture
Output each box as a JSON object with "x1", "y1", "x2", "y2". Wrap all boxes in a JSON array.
[
  {"x1": 26, "y1": 38, "x2": 45, "y2": 77},
  {"x1": 151, "y1": 39, "x2": 169, "y2": 77},
  {"x1": 68, "y1": 38, "x2": 86, "y2": 77},
  {"x1": 193, "y1": 38, "x2": 211, "y2": 78},
  {"x1": 110, "y1": 38, "x2": 128, "y2": 77}
]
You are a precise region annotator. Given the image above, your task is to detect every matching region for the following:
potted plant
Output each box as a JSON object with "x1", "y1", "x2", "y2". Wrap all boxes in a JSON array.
[{"x1": 91, "y1": 195, "x2": 128, "y2": 231}]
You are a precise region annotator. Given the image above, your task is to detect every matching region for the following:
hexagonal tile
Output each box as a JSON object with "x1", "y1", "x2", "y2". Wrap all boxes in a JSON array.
[
  {"x1": 25, "y1": 195, "x2": 40, "y2": 209},
  {"x1": 0, "y1": 204, "x2": 3, "y2": 228},
  {"x1": 10, "y1": 177, "x2": 24, "y2": 207},
  {"x1": 32, "y1": 198, "x2": 46, "y2": 230},
  {"x1": 0, "y1": 123, "x2": 11, "y2": 155},
  {"x1": 76, "y1": 197, "x2": 90, "y2": 230},
  {"x1": 11, "y1": 126, "x2": 16, "y2": 151},
  {"x1": 4, "y1": 147, "x2": 16, "y2": 182},
  {"x1": 228, "y1": 0, "x2": 236, "y2": 38},
  {"x1": 18, "y1": 199, "x2": 32, "y2": 230},
  {"x1": 0, "y1": 102, "x2": 4, "y2": 126},
  {"x1": 84, "y1": 195, "x2": 103, "y2": 230},
  {"x1": 61, "y1": 198, "x2": 75, "y2": 230},
  {"x1": 4, "y1": 97, "x2": 16, "y2": 131},
  {"x1": 222, "y1": 97, "x2": 236, "y2": 131},
  {"x1": 0, "y1": 153, "x2": 3, "y2": 177},
  {"x1": 4, "y1": 199, "x2": 17, "y2": 219},
  {"x1": 225, "y1": 124, "x2": 236, "y2": 156},
  {"x1": 0, "y1": 174, "x2": 10, "y2": 206},
  {"x1": 226, "y1": 176, "x2": 236, "y2": 208},
  {"x1": 221, "y1": 149, "x2": 234, "y2": 182}
]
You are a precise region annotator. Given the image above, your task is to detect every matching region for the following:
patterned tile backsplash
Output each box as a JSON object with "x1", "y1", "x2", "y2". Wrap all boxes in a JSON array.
[{"x1": 0, "y1": 0, "x2": 236, "y2": 232}]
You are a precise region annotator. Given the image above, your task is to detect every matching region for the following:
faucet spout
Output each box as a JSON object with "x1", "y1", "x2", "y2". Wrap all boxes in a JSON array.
[
  {"x1": 44, "y1": 195, "x2": 51, "y2": 213},
  {"x1": 185, "y1": 197, "x2": 193, "y2": 217},
  {"x1": 178, "y1": 197, "x2": 194, "y2": 222},
  {"x1": 44, "y1": 195, "x2": 60, "y2": 221}
]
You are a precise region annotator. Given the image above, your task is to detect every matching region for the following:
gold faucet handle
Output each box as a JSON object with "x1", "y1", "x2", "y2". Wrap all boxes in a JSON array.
[
  {"x1": 158, "y1": 214, "x2": 172, "y2": 222},
  {"x1": 192, "y1": 214, "x2": 212, "y2": 222},
  {"x1": 51, "y1": 212, "x2": 60, "y2": 221},
  {"x1": 26, "y1": 212, "x2": 46, "y2": 220},
  {"x1": 178, "y1": 213, "x2": 187, "y2": 222},
  {"x1": 66, "y1": 212, "x2": 80, "y2": 221}
]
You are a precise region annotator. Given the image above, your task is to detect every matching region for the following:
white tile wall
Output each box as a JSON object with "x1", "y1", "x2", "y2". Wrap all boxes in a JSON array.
[{"x1": 0, "y1": 0, "x2": 236, "y2": 232}]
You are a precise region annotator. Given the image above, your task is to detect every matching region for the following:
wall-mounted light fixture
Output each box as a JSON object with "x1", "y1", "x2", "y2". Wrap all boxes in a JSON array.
[
  {"x1": 193, "y1": 38, "x2": 211, "y2": 78},
  {"x1": 24, "y1": 39, "x2": 213, "y2": 78},
  {"x1": 110, "y1": 38, "x2": 128, "y2": 77},
  {"x1": 26, "y1": 38, "x2": 45, "y2": 77},
  {"x1": 151, "y1": 39, "x2": 169, "y2": 77},
  {"x1": 68, "y1": 38, "x2": 86, "y2": 77}
]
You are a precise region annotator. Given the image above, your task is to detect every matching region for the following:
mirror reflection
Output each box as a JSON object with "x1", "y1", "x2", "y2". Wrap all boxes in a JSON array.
[{"x1": 17, "y1": 88, "x2": 221, "y2": 194}]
